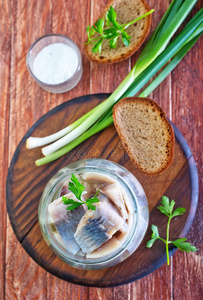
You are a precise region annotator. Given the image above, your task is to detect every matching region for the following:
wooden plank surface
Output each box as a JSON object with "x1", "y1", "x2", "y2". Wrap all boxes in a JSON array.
[
  {"x1": 0, "y1": 1, "x2": 11, "y2": 299},
  {"x1": 6, "y1": 94, "x2": 197, "y2": 287},
  {"x1": 0, "y1": 0, "x2": 202, "y2": 299}
]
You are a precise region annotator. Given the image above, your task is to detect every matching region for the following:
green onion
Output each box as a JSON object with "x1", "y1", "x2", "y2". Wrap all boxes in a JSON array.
[
  {"x1": 36, "y1": 116, "x2": 113, "y2": 166},
  {"x1": 26, "y1": 104, "x2": 99, "y2": 149},
  {"x1": 36, "y1": 23, "x2": 202, "y2": 166},
  {"x1": 40, "y1": 0, "x2": 199, "y2": 157},
  {"x1": 139, "y1": 31, "x2": 203, "y2": 97},
  {"x1": 33, "y1": 1, "x2": 202, "y2": 165},
  {"x1": 122, "y1": 9, "x2": 203, "y2": 98}
]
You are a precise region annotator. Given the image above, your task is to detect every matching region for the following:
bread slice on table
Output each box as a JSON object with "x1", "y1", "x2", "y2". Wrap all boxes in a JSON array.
[
  {"x1": 113, "y1": 97, "x2": 175, "y2": 175},
  {"x1": 85, "y1": 0, "x2": 152, "y2": 64}
]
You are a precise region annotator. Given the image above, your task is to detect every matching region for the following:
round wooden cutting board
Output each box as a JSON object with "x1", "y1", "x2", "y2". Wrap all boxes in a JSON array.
[{"x1": 6, "y1": 94, "x2": 198, "y2": 287}]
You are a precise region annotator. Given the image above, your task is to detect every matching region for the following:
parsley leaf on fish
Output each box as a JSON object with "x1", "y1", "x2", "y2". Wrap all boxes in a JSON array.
[
  {"x1": 62, "y1": 174, "x2": 100, "y2": 211},
  {"x1": 86, "y1": 190, "x2": 100, "y2": 210},
  {"x1": 68, "y1": 174, "x2": 84, "y2": 201},
  {"x1": 62, "y1": 196, "x2": 82, "y2": 210},
  {"x1": 146, "y1": 196, "x2": 197, "y2": 265}
]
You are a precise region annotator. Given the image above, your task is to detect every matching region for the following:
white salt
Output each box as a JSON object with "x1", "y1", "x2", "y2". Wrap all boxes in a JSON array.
[{"x1": 33, "y1": 43, "x2": 78, "y2": 84}]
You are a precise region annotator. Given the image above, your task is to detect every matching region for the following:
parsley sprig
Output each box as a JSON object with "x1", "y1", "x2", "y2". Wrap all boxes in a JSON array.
[
  {"x1": 146, "y1": 196, "x2": 197, "y2": 265},
  {"x1": 62, "y1": 174, "x2": 100, "y2": 211},
  {"x1": 86, "y1": 6, "x2": 154, "y2": 54}
]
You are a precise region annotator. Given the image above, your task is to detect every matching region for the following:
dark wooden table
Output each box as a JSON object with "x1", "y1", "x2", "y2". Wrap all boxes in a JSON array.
[{"x1": 0, "y1": 0, "x2": 202, "y2": 299}]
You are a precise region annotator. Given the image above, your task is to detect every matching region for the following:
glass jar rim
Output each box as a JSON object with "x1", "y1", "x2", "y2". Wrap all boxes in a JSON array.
[{"x1": 26, "y1": 33, "x2": 82, "y2": 87}]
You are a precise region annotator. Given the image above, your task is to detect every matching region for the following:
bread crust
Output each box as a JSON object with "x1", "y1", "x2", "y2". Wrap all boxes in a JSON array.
[
  {"x1": 84, "y1": 0, "x2": 152, "y2": 64},
  {"x1": 113, "y1": 97, "x2": 175, "y2": 175}
]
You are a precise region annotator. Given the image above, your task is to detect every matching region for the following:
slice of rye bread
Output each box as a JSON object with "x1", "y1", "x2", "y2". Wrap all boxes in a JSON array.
[
  {"x1": 84, "y1": 0, "x2": 151, "y2": 64},
  {"x1": 113, "y1": 97, "x2": 175, "y2": 175}
]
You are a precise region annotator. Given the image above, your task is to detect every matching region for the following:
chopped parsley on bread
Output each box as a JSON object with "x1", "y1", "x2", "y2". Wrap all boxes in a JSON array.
[{"x1": 85, "y1": 0, "x2": 152, "y2": 64}]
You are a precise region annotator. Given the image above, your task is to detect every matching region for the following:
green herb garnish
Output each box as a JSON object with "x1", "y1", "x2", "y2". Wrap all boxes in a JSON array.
[
  {"x1": 146, "y1": 196, "x2": 197, "y2": 265},
  {"x1": 62, "y1": 174, "x2": 100, "y2": 211},
  {"x1": 85, "y1": 6, "x2": 154, "y2": 53}
]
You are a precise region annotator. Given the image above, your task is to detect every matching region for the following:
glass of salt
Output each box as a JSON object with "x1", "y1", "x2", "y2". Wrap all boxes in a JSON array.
[{"x1": 26, "y1": 34, "x2": 83, "y2": 93}]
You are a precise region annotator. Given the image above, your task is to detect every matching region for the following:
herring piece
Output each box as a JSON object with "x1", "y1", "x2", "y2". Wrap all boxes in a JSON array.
[
  {"x1": 99, "y1": 183, "x2": 128, "y2": 220},
  {"x1": 119, "y1": 221, "x2": 129, "y2": 234},
  {"x1": 54, "y1": 232, "x2": 65, "y2": 246},
  {"x1": 98, "y1": 193, "x2": 129, "y2": 233},
  {"x1": 86, "y1": 237, "x2": 121, "y2": 258},
  {"x1": 82, "y1": 191, "x2": 129, "y2": 233},
  {"x1": 83, "y1": 191, "x2": 120, "y2": 215},
  {"x1": 60, "y1": 183, "x2": 70, "y2": 196},
  {"x1": 82, "y1": 172, "x2": 116, "y2": 184},
  {"x1": 48, "y1": 193, "x2": 85, "y2": 254},
  {"x1": 74, "y1": 202, "x2": 125, "y2": 254},
  {"x1": 60, "y1": 174, "x2": 82, "y2": 196}
]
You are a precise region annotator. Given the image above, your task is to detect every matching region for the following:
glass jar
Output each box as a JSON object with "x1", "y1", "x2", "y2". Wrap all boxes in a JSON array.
[
  {"x1": 38, "y1": 159, "x2": 149, "y2": 269},
  {"x1": 26, "y1": 34, "x2": 83, "y2": 93}
]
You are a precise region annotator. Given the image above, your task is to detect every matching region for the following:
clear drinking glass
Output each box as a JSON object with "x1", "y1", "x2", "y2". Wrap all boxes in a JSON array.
[
  {"x1": 38, "y1": 159, "x2": 149, "y2": 269},
  {"x1": 26, "y1": 34, "x2": 83, "y2": 93}
]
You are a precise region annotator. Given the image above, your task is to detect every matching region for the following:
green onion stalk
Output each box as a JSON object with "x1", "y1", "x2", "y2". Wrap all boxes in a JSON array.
[
  {"x1": 36, "y1": 25, "x2": 202, "y2": 166},
  {"x1": 40, "y1": 0, "x2": 198, "y2": 156},
  {"x1": 32, "y1": 1, "x2": 202, "y2": 165}
]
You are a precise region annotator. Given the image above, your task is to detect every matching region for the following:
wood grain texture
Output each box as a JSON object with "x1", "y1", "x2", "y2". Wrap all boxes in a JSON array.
[
  {"x1": 171, "y1": 2, "x2": 203, "y2": 298},
  {"x1": 129, "y1": 1, "x2": 174, "y2": 298},
  {"x1": 44, "y1": 0, "x2": 91, "y2": 298},
  {"x1": 0, "y1": 0, "x2": 202, "y2": 299},
  {"x1": 0, "y1": 0, "x2": 11, "y2": 299},
  {"x1": 5, "y1": 219, "x2": 47, "y2": 300},
  {"x1": 6, "y1": 94, "x2": 198, "y2": 287},
  {"x1": 6, "y1": 1, "x2": 52, "y2": 299}
]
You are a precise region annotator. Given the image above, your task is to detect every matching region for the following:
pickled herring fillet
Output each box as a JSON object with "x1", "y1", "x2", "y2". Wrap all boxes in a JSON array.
[
  {"x1": 99, "y1": 183, "x2": 128, "y2": 220},
  {"x1": 82, "y1": 172, "x2": 116, "y2": 184},
  {"x1": 86, "y1": 236, "x2": 120, "y2": 258},
  {"x1": 48, "y1": 194, "x2": 85, "y2": 254},
  {"x1": 83, "y1": 190, "x2": 120, "y2": 215},
  {"x1": 60, "y1": 174, "x2": 82, "y2": 196},
  {"x1": 82, "y1": 190, "x2": 128, "y2": 232},
  {"x1": 98, "y1": 193, "x2": 128, "y2": 233},
  {"x1": 60, "y1": 183, "x2": 70, "y2": 196},
  {"x1": 74, "y1": 202, "x2": 125, "y2": 254}
]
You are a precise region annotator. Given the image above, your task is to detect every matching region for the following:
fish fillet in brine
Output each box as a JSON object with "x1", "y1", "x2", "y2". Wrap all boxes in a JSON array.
[
  {"x1": 74, "y1": 202, "x2": 125, "y2": 254},
  {"x1": 82, "y1": 172, "x2": 116, "y2": 184},
  {"x1": 86, "y1": 236, "x2": 121, "y2": 258},
  {"x1": 83, "y1": 191, "x2": 128, "y2": 234},
  {"x1": 99, "y1": 183, "x2": 128, "y2": 220},
  {"x1": 48, "y1": 193, "x2": 85, "y2": 254}
]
